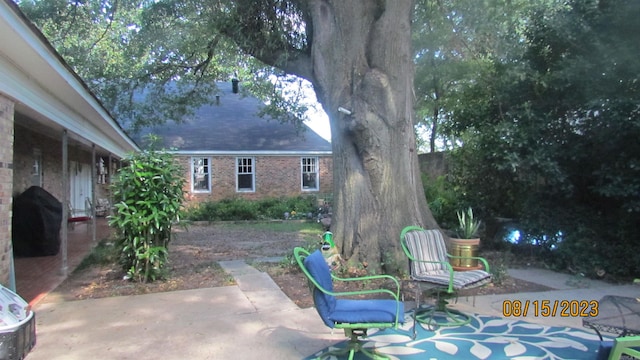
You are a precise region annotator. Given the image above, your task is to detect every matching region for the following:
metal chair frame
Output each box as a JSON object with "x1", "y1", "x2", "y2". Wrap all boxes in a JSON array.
[
  {"x1": 607, "y1": 335, "x2": 640, "y2": 360},
  {"x1": 400, "y1": 226, "x2": 491, "y2": 336},
  {"x1": 294, "y1": 247, "x2": 403, "y2": 360}
]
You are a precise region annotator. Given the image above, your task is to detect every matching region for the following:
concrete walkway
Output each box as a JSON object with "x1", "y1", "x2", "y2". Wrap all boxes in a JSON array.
[
  {"x1": 26, "y1": 263, "x2": 638, "y2": 359},
  {"x1": 456, "y1": 267, "x2": 639, "y2": 329},
  {"x1": 27, "y1": 261, "x2": 343, "y2": 360}
]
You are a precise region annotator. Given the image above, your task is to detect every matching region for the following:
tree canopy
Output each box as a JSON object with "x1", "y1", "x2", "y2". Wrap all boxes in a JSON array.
[
  {"x1": 18, "y1": 0, "x2": 310, "y2": 135},
  {"x1": 441, "y1": 0, "x2": 640, "y2": 278},
  {"x1": 18, "y1": 0, "x2": 640, "y2": 278},
  {"x1": 20, "y1": 0, "x2": 436, "y2": 273}
]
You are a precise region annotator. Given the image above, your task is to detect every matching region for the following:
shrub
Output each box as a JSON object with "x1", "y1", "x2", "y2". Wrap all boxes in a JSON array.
[
  {"x1": 109, "y1": 150, "x2": 185, "y2": 282},
  {"x1": 183, "y1": 196, "x2": 319, "y2": 221}
]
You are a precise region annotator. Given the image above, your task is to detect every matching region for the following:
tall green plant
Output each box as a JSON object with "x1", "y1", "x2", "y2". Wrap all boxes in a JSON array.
[
  {"x1": 455, "y1": 207, "x2": 481, "y2": 239},
  {"x1": 109, "y1": 150, "x2": 185, "y2": 282}
]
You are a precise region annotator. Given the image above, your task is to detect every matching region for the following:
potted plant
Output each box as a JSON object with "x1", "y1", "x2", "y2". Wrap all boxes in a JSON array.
[
  {"x1": 455, "y1": 207, "x2": 481, "y2": 239},
  {"x1": 449, "y1": 207, "x2": 482, "y2": 270}
]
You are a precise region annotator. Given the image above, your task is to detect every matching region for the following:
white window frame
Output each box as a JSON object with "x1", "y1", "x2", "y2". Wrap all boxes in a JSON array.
[
  {"x1": 301, "y1": 157, "x2": 319, "y2": 191},
  {"x1": 236, "y1": 157, "x2": 255, "y2": 192},
  {"x1": 191, "y1": 157, "x2": 211, "y2": 193}
]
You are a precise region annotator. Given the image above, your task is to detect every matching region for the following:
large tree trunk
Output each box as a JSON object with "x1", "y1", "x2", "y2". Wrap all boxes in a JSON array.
[{"x1": 307, "y1": 0, "x2": 438, "y2": 273}]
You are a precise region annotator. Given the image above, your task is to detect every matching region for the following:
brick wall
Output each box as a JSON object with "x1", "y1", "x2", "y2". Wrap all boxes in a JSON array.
[
  {"x1": 13, "y1": 124, "x2": 104, "y2": 200},
  {"x1": 318, "y1": 156, "x2": 333, "y2": 194},
  {"x1": 14, "y1": 125, "x2": 62, "y2": 198},
  {"x1": 181, "y1": 155, "x2": 334, "y2": 206},
  {"x1": 0, "y1": 95, "x2": 14, "y2": 286}
]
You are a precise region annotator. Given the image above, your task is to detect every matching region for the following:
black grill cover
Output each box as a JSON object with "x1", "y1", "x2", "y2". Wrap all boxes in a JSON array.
[{"x1": 12, "y1": 186, "x2": 62, "y2": 257}]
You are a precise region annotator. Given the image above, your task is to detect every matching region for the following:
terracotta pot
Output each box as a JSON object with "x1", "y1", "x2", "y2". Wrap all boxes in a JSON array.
[{"x1": 448, "y1": 238, "x2": 481, "y2": 271}]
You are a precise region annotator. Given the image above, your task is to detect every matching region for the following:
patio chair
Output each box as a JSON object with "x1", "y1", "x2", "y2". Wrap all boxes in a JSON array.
[
  {"x1": 95, "y1": 198, "x2": 110, "y2": 217},
  {"x1": 400, "y1": 226, "x2": 491, "y2": 335},
  {"x1": 294, "y1": 247, "x2": 404, "y2": 360},
  {"x1": 597, "y1": 335, "x2": 640, "y2": 360},
  {"x1": 67, "y1": 197, "x2": 92, "y2": 231}
]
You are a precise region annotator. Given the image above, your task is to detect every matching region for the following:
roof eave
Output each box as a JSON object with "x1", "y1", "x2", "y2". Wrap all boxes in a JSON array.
[
  {"x1": 0, "y1": 0, "x2": 139, "y2": 157},
  {"x1": 166, "y1": 150, "x2": 333, "y2": 156}
]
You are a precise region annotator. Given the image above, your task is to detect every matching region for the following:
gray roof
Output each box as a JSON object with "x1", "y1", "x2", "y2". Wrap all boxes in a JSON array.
[{"x1": 138, "y1": 82, "x2": 331, "y2": 154}]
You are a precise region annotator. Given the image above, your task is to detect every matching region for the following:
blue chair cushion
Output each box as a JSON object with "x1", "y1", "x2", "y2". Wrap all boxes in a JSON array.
[
  {"x1": 330, "y1": 299, "x2": 404, "y2": 325},
  {"x1": 304, "y1": 250, "x2": 337, "y2": 327},
  {"x1": 303, "y1": 250, "x2": 403, "y2": 328},
  {"x1": 596, "y1": 340, "x2": 612, "y2": 360}
]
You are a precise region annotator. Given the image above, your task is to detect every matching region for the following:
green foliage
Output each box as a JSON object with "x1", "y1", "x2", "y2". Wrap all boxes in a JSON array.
[
  {"x1": 75, "y1": 239, "x2": 119, "y2": 272},
  {"x1": 412, "y1": 0, "x2": 540, "y2": 152},
  {"x1": 182, "y1": 196, "x2": 318, "y2": 222},
  {"x1": 490, "y1": 263, "x2": 508, "y2": 287},
  {"x1": 22, "y1": 0, "x2": 640, "y2": 280},
  {"x1": 109, "y1": 150, "x2": 185, "y2": 283},
  {"x1": 422, "y1": 174, "x2": 461, "y2": 230},
  {"x1": 539, "y1": 211, "x2": 640, "y2": 279},
  {"x1": 455, "y1": 207, "x2": 481, "y2": 239},
  {"x1": 18, "y1": 0, "x2": 310, "y2": 134},
  {"x1": 446, "y1": 0, "x2": 640, "y2": 279},
  {"x1": 190, "y1": 198, "x2": 258, "y2": 221}
]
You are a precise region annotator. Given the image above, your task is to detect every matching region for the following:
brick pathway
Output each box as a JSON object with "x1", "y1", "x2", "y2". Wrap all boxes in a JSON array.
[{"x1": 13, "y1": 218, "x2": 112, "y2": 305}]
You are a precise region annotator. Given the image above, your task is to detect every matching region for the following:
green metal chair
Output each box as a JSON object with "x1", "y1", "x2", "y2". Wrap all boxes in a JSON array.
[
  {"x1": 400, "y1": 226, "x2": 491, "y2": 335},
  {"x1": 598, "y1": 335, "x2": 640, "y2": 360},
  {"x1": 294, "y1": 247, "x2": 404, "y2": 360}
]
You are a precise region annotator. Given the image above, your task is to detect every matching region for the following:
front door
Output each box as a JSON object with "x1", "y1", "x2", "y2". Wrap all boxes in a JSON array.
[{"x1": 69, "y1": 161, "x2": 92, "y2": 216}]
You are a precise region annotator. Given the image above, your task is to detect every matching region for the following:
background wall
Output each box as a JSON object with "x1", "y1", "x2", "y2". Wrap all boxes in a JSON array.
[{"x1": 181, "y1": 155, "x2": 333, "y2": 205}]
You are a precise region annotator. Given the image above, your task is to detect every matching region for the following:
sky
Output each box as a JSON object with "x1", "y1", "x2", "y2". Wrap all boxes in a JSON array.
[
  {"x1": 304, "y1": 106, "x2": 331, "y2": 142},
  {"x1": 294, "y1": 79, "x2": 332, "y2": 142}
]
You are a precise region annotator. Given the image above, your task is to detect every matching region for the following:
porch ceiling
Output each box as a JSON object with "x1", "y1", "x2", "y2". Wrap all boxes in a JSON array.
[{"x1": 14, "y1": 111, "x2": 115, "y2": 157}]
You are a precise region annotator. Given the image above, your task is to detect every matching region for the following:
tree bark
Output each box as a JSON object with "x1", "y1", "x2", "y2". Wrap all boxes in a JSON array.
[
  {"x1": 305, "y1": 0, "x2": 438, "y2": 273},
  {"x1": 220, "y1": 0, "x2": 439, "y2": 273}
]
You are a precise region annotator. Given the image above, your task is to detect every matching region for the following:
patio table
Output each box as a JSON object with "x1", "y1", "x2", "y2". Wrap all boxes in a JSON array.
[{"x1": 583, "y1": 295, "x2": 640, "y2": 340}]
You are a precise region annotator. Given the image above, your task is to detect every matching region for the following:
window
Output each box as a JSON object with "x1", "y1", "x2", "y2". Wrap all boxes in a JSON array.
[
  {"x1": 301, "y1": 157, "x2": 319, "y2": 191},
  {"x1": 192, "y1": 157, "x2": 210, "y2": 192},
  {"x1": 236, "y1": 157, "x2": 255, "y2": 192}
]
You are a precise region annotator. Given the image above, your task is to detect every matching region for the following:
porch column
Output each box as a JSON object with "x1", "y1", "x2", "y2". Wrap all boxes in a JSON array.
[
  {"x1": 91, "y1": 144, "x2": 96, "y2": 243},
  {"x1": 61, "y1": 130, "x2": 68, "y2": 276},
  {"x1": 108, "y1": 153, "x2": 113, "y2": 210},
  {"x1": 0, "y1": 95, "x2": 15, "y2": 288}
]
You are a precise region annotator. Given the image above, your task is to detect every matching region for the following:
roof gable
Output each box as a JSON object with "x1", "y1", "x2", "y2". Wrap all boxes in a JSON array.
[{"x1": 138, "y1": 82, "x2": 332, "y2": 154}]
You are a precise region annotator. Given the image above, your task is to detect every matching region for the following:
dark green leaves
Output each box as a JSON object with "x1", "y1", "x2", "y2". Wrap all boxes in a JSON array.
[{"x1": 109, "y1": 149, "x2": 185, "y2": 282}]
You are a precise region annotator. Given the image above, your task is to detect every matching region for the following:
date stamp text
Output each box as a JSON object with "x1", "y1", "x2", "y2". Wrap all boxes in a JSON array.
[{"x1": 502, "y1": 300, "x2": 599, "y2": 317}]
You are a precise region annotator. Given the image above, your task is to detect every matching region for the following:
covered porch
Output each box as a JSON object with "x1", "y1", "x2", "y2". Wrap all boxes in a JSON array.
[
  {"x1": 13, "y1": 218, "x2": 113, "y2": 306},
  {"x1": 0, "y1": 0, "x2": 138, "y2": 299}
]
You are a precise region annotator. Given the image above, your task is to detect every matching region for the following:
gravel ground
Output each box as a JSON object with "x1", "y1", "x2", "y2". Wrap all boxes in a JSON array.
[
  {"x1": 46, "y1": 222, "x2": 552, "y2": 306},
  {"x1": 46, "y1": 222, "x2": 315, "y2": 302}
]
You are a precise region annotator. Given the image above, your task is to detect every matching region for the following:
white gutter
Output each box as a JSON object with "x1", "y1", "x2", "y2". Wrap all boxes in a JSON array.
[{"x1": 168, "y1": 150, "x2": 333, "y2": 156}]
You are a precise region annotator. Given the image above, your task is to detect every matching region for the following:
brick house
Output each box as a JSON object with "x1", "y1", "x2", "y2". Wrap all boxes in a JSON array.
[
  {"x1": 1, "y1": 0, "x2": 332, "y2": 291},
  {"x1": 0, "y1": 1, "x2": 139, "y2": 288},
  {"x1": 137, "y1": 81, "x2": 333, "y2": 207}
]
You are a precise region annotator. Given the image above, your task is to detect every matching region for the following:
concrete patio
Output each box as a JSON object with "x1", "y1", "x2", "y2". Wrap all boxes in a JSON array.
[{"x1": 24, "y1": 259, "x2": 638, "y2": 359}]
